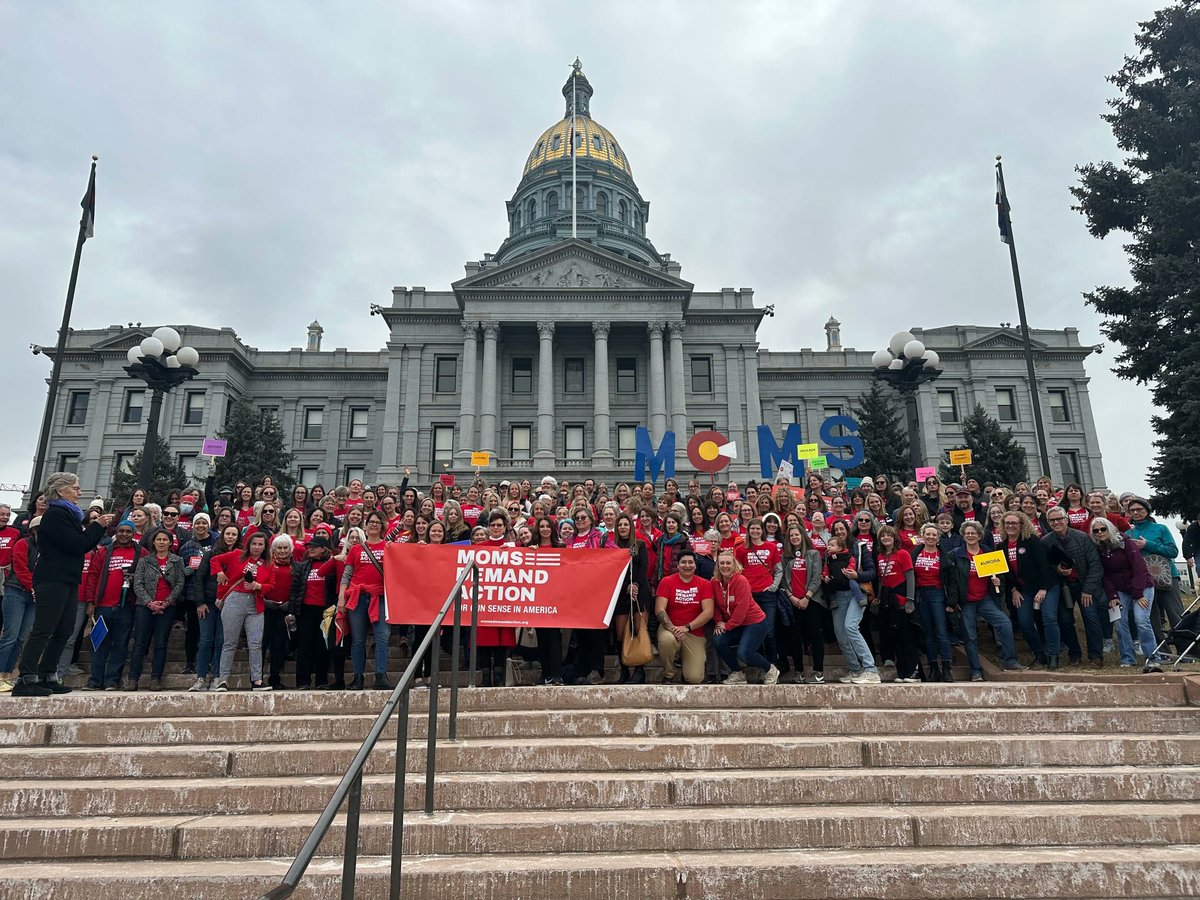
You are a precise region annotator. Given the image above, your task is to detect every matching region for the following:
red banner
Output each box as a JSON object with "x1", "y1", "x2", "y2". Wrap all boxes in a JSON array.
[{"x1": 384, "y1": 545, "x2": 630, "y2": 628}]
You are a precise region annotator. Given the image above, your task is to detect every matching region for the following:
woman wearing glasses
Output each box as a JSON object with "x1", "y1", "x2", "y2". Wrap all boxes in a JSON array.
[
  {"x1": 1000, "y1": 511, "x2": 1058, "y2": 669},
  {"x1": 1091, "y1": 517, "x2": 1158, "y2": 666}
]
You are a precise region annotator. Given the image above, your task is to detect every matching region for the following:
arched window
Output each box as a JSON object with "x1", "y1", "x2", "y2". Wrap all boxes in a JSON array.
[
  {"x1": 547, "y1": 192, "x2": 559, "y2": 216},
  {"x1": 618, "y1": 199, "x2": 628, "y2": 224},
  {"x1": 575, "y1": 188, "x2": 585, "y2": 212},
  {"x1": 551, "y1": 134, "x2": 562, "y2": 151},
  {"x1": 527, "y1": 198, "x2": 537, "y2": 222},
  {"x1": 592, "y1": 134, "x2": 603, "y2": 151},
  {"x1": 596, "y1": 192, "x2": 608, "y2": 217},
  {"x1": 634, "y1": 209, "x2": 642, "y2": 232}
]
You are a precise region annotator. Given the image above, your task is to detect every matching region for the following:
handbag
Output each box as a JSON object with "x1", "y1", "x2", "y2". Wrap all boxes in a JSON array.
[
  {"x1": 516, "y1": 627, "x2": 539, "y2": 649},
  {"x1": 1143, "y1": 553, "x2": 1174, "y2": 589},
  {"x1": 620, "y1": 595, "x2": 653, "y2": 667}
]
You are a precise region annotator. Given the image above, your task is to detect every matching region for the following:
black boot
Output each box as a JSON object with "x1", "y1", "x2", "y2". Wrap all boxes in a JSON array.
[
  {"x1": 481, "y1": 667, "x2": 493, "y2": 687},
  {"x1": 1047, "y1": 655, "x2": 1059, "y2": 671},
  {"x1": 374, "y1": 674, "x2": 394, "y2": 690},
  {"x1": 492, "y1": 666, "x2": 505, "y2": 687},
  {"x1": 629, "y1": 666, "x2": 646, "y2": 685},
  {"x1": 618, "y1": 665, "x2": 631, "y2": 684},
  {"x1": 348, "y1": 675, "x2": 364, "y2": 690},
  {"x1": 940, "y1": 661, "x2": 954, "y2": 683}
]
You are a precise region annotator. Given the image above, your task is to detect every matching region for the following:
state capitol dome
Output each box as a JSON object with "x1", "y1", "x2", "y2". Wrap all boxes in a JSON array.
[{"x1": 494, "y1": 60, "x2": 660, "y2": 266}]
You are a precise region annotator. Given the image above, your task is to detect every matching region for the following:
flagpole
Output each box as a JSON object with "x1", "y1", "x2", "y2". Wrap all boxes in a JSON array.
[
  {"x1": 30, "y1": 156, "x2": 98, "y2": 494},
  {"x1": 571, "y1": 68, "x2": 578, "y2": 239},
  {"x1": 995, "y1": 156, "x2": 1052, "y2": 479}
]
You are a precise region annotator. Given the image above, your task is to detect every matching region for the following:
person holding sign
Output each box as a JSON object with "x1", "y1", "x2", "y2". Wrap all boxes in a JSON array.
[
  {"x1": 1000, "y1": 511, "x2": 1059, "y2": 669},
  {"x1": 947, "y1": 520, "x2": 1024, "y2": 680}
]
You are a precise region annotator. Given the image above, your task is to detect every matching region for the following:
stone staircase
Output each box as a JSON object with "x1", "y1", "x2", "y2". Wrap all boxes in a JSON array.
[{"x1": 1, "y1": 680, "x2": 1199, "y2": 898}]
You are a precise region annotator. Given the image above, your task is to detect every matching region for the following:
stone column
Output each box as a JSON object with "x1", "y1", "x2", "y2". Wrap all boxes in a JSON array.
[
  {"x1": 535, "y1": 321, "x2": 556, "y2": 464},
  {"x1": 743, "y1": 344, "x2": 761, "y2": 465},
  {"x1": 80, "y1": 379, "x2": 113, "y2": 492},
  {"x1": 592, "y1": 322, "x2": 612, "y2": 461},
  {"x1": 457, "y1": 321, "x2": 480, "y2": 460},
  {"x1": 724, "y1": 346, "x2": 744, "y2": 454},
  {"x1": 479, "y1": 322, "x2": 500, "y2": 455},
  {"x1": 399, "y1": 346, "x2": 421, "y2": 471},
  {"x1": 324, "y1": 403, "x2": 344, "y2": 485},
  {"x1": 376, "y1": 344, "x2": 406, "y2": 481},
  {"x1": 668, "y1": 321, "x2": 688, "y2": 439},
  {"x1": 647, "y1": 322, "x2": 668, "y2": 441}
]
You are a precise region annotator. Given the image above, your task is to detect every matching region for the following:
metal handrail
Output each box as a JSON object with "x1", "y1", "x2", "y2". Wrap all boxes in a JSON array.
[{"x1": 259, "y1": 555, "x2": 482, "y2": 900}]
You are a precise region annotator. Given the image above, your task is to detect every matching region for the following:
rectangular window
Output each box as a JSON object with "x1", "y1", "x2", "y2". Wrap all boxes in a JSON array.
[
  {"x1": 617, "y1": 425, "x2": 637, "y2": 459},
  {"x1": 511, "y1": 425, "x2": 532, "y2": 460},
  {"x1": 177, "y1": 454, "x2": 199, "y2": 481},
  {"x1": 431, "y1": 425, "x2": 455, "y2": 469},
  {"x1": 344, "y1": 466, "x2": 365, "y2": 485},
  {"x1": 303, "y1": 407, "x2": 323, "y2": 440},
  {"x1": 114, "y1": 452, "x2": 136, "y2": 476},
  {"x1": 564, "y1": 357, "x2": 585, "y2": 393},
  {"x1": 56, "y1": 454, "x2": 79, "y2": 475},
  {"x1": 996, "y1": 388, "x2": 1017, "y2": 423},
  {"x1": 435, "y1": 356, "x2": 457, "y2": 394},
  {"x1": 123, "y1": 389, "x2": 145, "y2": 424},
  {"x1": 616, "y1": 357, "x2": 637, "y2": 393},
  {"x1": 349, "y1": 407, "x2": 369, "y2": 439},
  {"x1": 297, "y1": 466, "x2": 319, "y2": 487},
  {"x1": 823, "y1": 405, "x2": 847, "y2": 437},
  {"x1": 937, "y1": 390, "x2": 959, "y2": 424},
  {"x1": 780, "y1": 406, "x2": 798, "y2": 426},
  {"x1": 184, "y1": 391, "x2": 205, "y2": 426},
  {"x1": 692, "y1": 422, "x2": 715, "y2": 434},
  {"x1": 1058, "y1": 450, "x2": 1082, "y2": 486},
  {"x1": 564, "y1": 424, "x2": 585, "y2": 459},
  {"x1": 512, "y1": 358, "x2": 533, "y2": 394},
  {"x1": 67, "y1": 391, "x2": 89, "y2": 426},
  {"x1": 260, "y1": 405, "x2": 279, "y2": 420},
  {"x1": 1049, "y1": 389, "x2": 1070, "y2": 424},
  {"x1": 690, "y1": 356, "x2": 713, "y2": 393}
]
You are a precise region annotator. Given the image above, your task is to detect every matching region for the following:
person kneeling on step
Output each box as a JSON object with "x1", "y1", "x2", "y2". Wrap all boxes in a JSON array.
[
  {"x1": 711, "y1": 549, "x2": 778, "y2": 685},
  {"x1": 655, "y1": 549, "x2": 713, "y2": 685}
]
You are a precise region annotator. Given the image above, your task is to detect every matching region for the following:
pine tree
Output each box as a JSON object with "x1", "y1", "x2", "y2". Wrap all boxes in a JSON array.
[
  {"x1": 110, "y1": 433, "x2": 191, "y2": 506},
  {"x1": 847, "y1": 378, "x2": 910, "y2": 480},
  {"x1": 212, "y1": 400, "x2": 295, "y2": 494},
  {"x1": 938, "y1": 404, "x2": 1029, "y2": 487},
  {"x1": 1071, "y1": 1, "x2": 1200, "y2": 516}
]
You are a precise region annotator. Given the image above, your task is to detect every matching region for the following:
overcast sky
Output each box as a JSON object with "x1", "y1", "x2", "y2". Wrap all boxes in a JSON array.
[{"x1": 1, "y1": 0, "x2": 1164, "y2": 506}]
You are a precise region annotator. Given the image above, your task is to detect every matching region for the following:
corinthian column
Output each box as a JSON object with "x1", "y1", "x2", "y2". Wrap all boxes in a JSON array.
[
  {"x1": 479, "y1": 322, "x2": 500, "y2": 454},
  {"x1": 535, "y1": 320, "x2": 556, "y2": 464},
  {"x1": 668, "y1": 320, "x2": 688, "y2": 439},
  {"x1": 647, "y1": 322, "x2": 668, "y2": 440},
  {"x1": 458, "y1": 321, "x2": 480, "y2": 459},
  {"x1": 592, "y1": 321, "x2": 612, "y2": 461}
]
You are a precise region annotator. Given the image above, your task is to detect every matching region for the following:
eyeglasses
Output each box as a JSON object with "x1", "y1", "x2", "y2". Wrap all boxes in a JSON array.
[{"x1": 1091, "y1": 527, "x2": 1106, "y2": 534}]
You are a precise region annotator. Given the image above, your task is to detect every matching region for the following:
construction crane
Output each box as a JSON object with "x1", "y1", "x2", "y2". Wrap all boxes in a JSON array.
[{"x1": 0, "y1": 484, "x2": 29, "y2": 494}]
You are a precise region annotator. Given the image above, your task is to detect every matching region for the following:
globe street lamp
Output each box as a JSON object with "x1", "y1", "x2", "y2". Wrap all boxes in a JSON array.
[
  {"x1": 871, "y1": 331, "x2": 942, "y2": 470},
  {"x1": 124, "y1": 327, "x2": 200, "y2": 491}
]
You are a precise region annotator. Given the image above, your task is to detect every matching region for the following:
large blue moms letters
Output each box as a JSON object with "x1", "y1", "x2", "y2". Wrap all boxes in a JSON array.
[{"x1": 634, "y1": 427, "x2": 676, "y2": 482}]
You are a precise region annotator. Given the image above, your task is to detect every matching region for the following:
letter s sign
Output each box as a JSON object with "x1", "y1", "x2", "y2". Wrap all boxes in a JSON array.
[{"x1": 819, "y1": 415, "x2": 865, "y2": 470}]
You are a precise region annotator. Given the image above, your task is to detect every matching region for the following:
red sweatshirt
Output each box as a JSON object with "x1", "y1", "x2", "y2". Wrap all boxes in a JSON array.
[
  {"x1": 710, "y1": 572, "x2": 766, "y2": 629},
  {"x1": 10, "y1": 539, "x2": 35, "y2": 592},
  {"x1": 212, "y1": 551, "x2": 275, "y2": 612}
]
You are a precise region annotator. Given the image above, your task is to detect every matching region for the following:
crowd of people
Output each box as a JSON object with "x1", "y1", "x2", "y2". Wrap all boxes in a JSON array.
[{"x1": 0, "y1": 465, "x2": 1193, "y2": 697}]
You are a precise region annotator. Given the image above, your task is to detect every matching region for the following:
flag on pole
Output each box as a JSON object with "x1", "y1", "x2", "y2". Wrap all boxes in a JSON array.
[
  {"x1": 995, "y1": 169, "x2": 1011, "y2": 245},
  {"x1": 81, "y1": 163, "x2": 96, "y2": 240}
]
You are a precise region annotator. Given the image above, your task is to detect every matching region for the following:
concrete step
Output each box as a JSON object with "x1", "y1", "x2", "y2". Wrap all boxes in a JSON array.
[
  {"x1": 6, "y1": 765, "x2": 1200, "y2": 818},
  {"x1": 4, "y1": 801, "x2": 1199, "y2": 863},
  {"x1": 10, "y1": 732, "x2": 1200, "y2": 781},
  {"x1": 2, "y1": 845, "x2": 1198, "y2": 898}
]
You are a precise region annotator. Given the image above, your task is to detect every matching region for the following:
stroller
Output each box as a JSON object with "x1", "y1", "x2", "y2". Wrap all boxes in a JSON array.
[{"x1": 1143, "y1": 593, "x2": 1200, "y2": 673}]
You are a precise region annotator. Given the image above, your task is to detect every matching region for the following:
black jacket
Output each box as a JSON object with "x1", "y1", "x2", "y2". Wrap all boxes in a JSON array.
[
  {"x1": 32, "y1": 503, "x2": 107, "y2": 587},
  {"x1": 999, "y1": 535, "x2": 1054, "y2": 594},
  {"x1": 949, "y1": 502, "x2": 986, "y2": 531},
  {"x1": 945, "y1": 544, "x2": 1006, "y2": 608},
  {"x1": 908, "y1": 543, "x2": 957, "y2": 595},
  {"x1": 287, "y1": 556, "x2": 338, "y2": 616}
]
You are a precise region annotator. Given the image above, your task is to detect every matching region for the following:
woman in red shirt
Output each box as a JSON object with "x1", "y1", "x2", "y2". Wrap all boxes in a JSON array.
[
  {"x1": 567, "y1": 507, "x2": 613, "y2": 686},
  {"x1": 714, "y1": 512, "x2": 744, "y2": 551},
  {"x1": 126, "y1": 529, "x2": 185, "y2": 692},
  {"x1": 338, "y1": 511, "x2": 391, "y2": 690},
  {"x1": 947, "y1": 520, "x2": 1022, "y2": 680},
  {"x1": 875, "y1": 526, "x2": 918, "y2": 682},
  {"x1": 213, "y1": 531, "x2": 273, "y2": 692},
  {"x1": 262, "y1": 535, "x2": 296, "y2": 689},
  {"x1": 1062, "y1": 483, "x2": 1090, "y2": 531},
  {"x1": 711, "y1": 550, "x2": 777, "y2": 685},
  {"x1": 736, "y1": 518, "x2": 782, "y2": 665},
  {"x1": 909, "y1": 523, "x2": 955, "y2": 682}
]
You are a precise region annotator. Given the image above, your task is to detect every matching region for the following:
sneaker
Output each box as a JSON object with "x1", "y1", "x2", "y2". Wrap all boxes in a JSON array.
[
  {"x1": 883, "y1": 659, "x2": 895, "y2": 667},
  {"x1": 46, "y1": 680, "x2": 71, "y2": 694},
  {"x1": 251, "y1": 682, "x2": 273, "y2": 692},
  {"x1": 104, "y1": 684, "x2": 119, "y2": 691},
  {"x1": 0, "y1": 679, "x2": 13, "y2": 694},
  {"x1": 181, "y1": 665, "x2": 196, "y2": 675},
  {"x1": 213, "y1": 681, "x2": 228, "y2": 693},
  {"x1": 547, "y1": 677, "x2": 565, "y2": 686},
  {"x1": 762, "y1": 665, "x2": 781, "y2": 686},
  {"x1": 122, "y1": 679, "x2": 138, "y2": 692},
  {"x1": 838, "y1": 673, "x2": 858, "y2": 684},
  {"x1": 82, "y1": 682, "x2": 103, "y2": 691},
  {"x1": 585, "y1": 671, "x2": 603, "y2": 685},
  {"x1": 895, "y1": 676, "x2": 920, "y2": 684},
  {"x1": 851, "y1": 671, "x2": 882, "y2": 684},
  {"x1": 970, "y1": 672, "x2": 984, "y2": 682},
  {"x1": 188, "y1": 678, "x2": 206, "y2": 692},
  {"x1": 723, "y1": 671, "x2": 747, "y2": 685},
  {"x1": 1103, "y1": 639, "x2": 1114, "y2": 655},
  {"x1": 811, "y1": 672, "x2": 825, "y2": 684},
  {"x1": 1003, "y1": 661, "x2": 1029, "y2": 671},
  {"x1": 67, "y1": 664, "x2": 84, "y2": 676},
  {"x1": 11, "y1": 680, "x2": 52, "y2": 697},
  {"x1": 149, "y1": 679, "x2": 162, "y2": 692}
]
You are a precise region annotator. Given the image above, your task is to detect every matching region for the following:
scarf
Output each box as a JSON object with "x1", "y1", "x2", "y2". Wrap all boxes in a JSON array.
[{"x1": 50, "y1": 498, "x2": 84, "y2": 523}]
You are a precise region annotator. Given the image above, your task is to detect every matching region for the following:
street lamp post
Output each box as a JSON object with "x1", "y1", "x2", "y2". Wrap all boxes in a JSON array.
[
  {"x1": 124, "y1": 327, "x2": 200, "y2": 491},
  {"x1": 871, "y1": 331, "x2": 943, "y2": 470}
]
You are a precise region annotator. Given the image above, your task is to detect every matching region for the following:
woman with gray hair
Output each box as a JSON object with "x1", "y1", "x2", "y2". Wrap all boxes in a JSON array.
[
  {"x1": 12, "y1": 473, "x2": 112, "y2": 697},
  {"x1": 1091, "y1": 516, "x2": 1161, "y2": 667}
]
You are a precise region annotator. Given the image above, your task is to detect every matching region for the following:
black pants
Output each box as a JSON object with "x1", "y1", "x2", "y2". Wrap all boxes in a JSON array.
[
  {"x1": 19, "y1": 581, "x2": 77, "y2": 681},
  {"x1": 881, "y1": 591, "x2": 921, "y2": 678},
  {"x1": 779, "y1": 600, "x2": 826, "y2": 674},
  {"x1": 575, "y1": 629, "x2": 606, "y2": 678},
  {"x1": 536, "y1": 628, "x2": 563, "y2": 680},
  {"x1": 294, "y1": 604, "x2": 329, "y2": 687},
  {"x1": 175, "y1": 598, "x2": 200, "y2": 668},
  {"x1": 263, "y1": 609, "x2": 289, "y2": 685}
]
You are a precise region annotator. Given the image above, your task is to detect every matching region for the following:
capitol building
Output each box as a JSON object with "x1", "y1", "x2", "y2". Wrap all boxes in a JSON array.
[{"x1": 41, "y1": 64, "x2": 1106, "y2": 491}]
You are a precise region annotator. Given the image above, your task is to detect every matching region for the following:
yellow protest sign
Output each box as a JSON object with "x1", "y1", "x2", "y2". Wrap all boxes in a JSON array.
[
  {"x1": 973, "y1": 550, "x2": 1009, "y2": 578},
  {"x1": 949, "y1": 449, "x2": 973, "y2": 466},
  {"x1": 796, "y1": 443, "x2": 820, "y2": 460},
  {"x1": 470, "y1": 451, "x2": 491, "y2": 467}
]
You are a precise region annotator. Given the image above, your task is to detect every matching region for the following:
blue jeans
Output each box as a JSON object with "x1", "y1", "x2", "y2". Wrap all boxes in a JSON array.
[
  {"x1": 715, "y1": 618, "x2": 772, "y2": 672},
  {"x1": 129, "y1": 605, "x2": 174, "y2": 681},
  {"x1": 830, "y1": 590, "x2": 876, "y2": 674},
  {"x1": 1013, "y1": 584, "x2": 1061, "y2": 658},
  {"x1": 1076, "y1": 594, "x2": 1106, "y2": 662},
  {"x1": 0, "y1": 586, "x2": 36, "y2": 672},
  {"x1": 196, "y1": 601, "x2": 224, "y2": 679},
  {"x1": 916, "y1": 586, "x2": 952, "y2": 664},
  {"x1": 1115, "y1": 589, "x2": 1156, "y2": 663},
  {"x1": 348, "y1": 595, "x2": 390, "y2": 677},
  {"x1": 89, "y1": 604, "x2": 133, "y2": 688},
  {"x1": 961, "y1": 596, "x2": 1019, "y2": 674}
]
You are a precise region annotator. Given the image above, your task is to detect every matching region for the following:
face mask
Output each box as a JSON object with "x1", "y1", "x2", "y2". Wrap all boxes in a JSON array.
[{"x1": 181, "y1": 503, "x2": 194, "y2": 515}]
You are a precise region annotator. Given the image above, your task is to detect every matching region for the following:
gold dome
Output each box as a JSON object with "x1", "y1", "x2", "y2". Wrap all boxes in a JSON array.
[{"x1": 523, "y1": 117, "x2": 632, "y2": 178}]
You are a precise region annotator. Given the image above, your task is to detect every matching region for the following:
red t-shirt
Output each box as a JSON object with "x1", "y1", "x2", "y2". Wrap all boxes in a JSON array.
[
  {"x1": 966, "y1": 551, "x2": 989, "y2": 602},
  {"x1": 809, "y1": 532, "x2": 828, "y2": 558},
  {"x1": 1067, "y1": 507, "x2": 1090, "y2": 531},
  {"x1": 152, "y1": 556, "x2": 171, "y2": 602},
  {"x1": 736, "y1": 541, "x2": 780, "y2": 592},
  {"x1": 898, "y1": 528, "x2": 920, "y2": 549},
  {"x1": 0, "y1": 526, "x2": 21, "y2": 568},
  {"x1": 302, "y1": 558, "x2": 338, "y2": 606},
  {"x1": 461, "y1": 504, "x2": 483, "y2": 527},
  {"x1": 1005, "y1": 540, "x2": 1021, "y2": 581},
  {"x1": 236, "y1": 507, "x2": 256, "y2": 528},
  {"x1": 876, "y1": 550, "x2": 913, "y2": 590},
  {"x1": 914, "y1": 548, "x2": 941, "y2": 588},
  {"x1": 789, "y1": 556, "x2": 809, "y2": 596},
  {"x1": 99, "y1": 546, "x2": 139, "y2": 607},
  {"x1": 656, "y1": 573, "x2": 713, "y2": 637}
]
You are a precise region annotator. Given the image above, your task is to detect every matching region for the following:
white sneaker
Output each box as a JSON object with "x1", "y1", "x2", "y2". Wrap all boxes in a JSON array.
[
  {"x1": 0, "y1": 679, "x2": 12, "y2": 694},
  {"x1": 723, "y1": 671, "x2": 747, "y2": 685},
  {"x1": 838, "y1": 673, "x2": 857, "y2": 684},
  {"x1": 811, "y1": 673, "x2": 825, "y2": 684},
  {"x1": 852, "y1": 671, "x2": 882, "y2": 684},
  {"x1": 895, "y1": 676, "x2": 920, "y2": 684},
  {"x1": 187, "y1": 678, "x2": 206, "y2": 692},
  {"x1": 762, "y1": 665, "x2": 780, "y2": 685}
]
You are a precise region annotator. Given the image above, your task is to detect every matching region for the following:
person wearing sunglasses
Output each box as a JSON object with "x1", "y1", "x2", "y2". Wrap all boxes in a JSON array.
[
  {"x1": 1000, "y1": 511, "x2": 1059, "y2": 669},
  {"x1": 1044, "y1": 508, "x2": 1105, "y2": 668}
]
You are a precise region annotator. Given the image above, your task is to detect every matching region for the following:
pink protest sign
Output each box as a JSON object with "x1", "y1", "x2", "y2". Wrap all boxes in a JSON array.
[
  {"x1": 202, "y1": 438, "x2": 228, "y2": 457},
  {"x1": 915, "y1": 466, "x2": 937, "y2": 482}
]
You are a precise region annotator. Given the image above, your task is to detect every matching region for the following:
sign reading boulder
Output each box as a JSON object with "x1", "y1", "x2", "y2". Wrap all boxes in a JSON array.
[{"x1": 384, "y1": 545, "x2": 630, "y2": 629}]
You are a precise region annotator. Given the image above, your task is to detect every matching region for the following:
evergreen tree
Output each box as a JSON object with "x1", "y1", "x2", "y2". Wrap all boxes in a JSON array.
[
  {"x1": 110, "y1": 433, "x2": 191, "y2": 506},
  {"x1": 212, "y1": 400, "x2": 295, "y2": 494},
  {"x1": 938, "y1": 404, "x2": 1028, "y2": 487},
  {"x1": 1071, "y1": 1, "x2": 1200, "y2": 516},
  {"x1": 847, "y1": 378, "x2": 909, "y2": 480}
]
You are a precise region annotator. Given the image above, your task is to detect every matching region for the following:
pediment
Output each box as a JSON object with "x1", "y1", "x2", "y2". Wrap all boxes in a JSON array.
[
  {"x1": 90, "y1": 327, "x2": 152, "y2": 351},
  {"x1": 453, "y1": 240, "x2": 692, "y2": 293},
  {"x1": 963, "y1": 329, "x2": 1047, "y2": 352}
]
